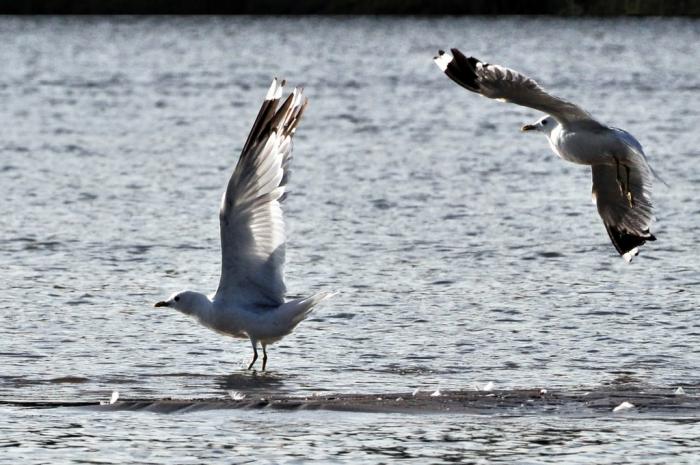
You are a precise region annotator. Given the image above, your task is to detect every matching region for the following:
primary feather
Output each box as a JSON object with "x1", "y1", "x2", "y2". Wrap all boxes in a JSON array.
[{"x1": 216, "y1": 80, "x2": 308, "y2": 308}]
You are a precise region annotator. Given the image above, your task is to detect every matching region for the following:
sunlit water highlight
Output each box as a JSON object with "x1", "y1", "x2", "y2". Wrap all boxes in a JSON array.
[{"x1": 1, "y1": 16, "x2": 699, "y2": 463}]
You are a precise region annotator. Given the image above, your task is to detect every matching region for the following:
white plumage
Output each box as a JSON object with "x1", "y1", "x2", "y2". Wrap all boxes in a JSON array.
[
  {"x1": 155, "y1": 79, "x2": 334, "y2": 370},
  {"x1": 435, "y1": 48, "x2": 659, "y2": 261}
]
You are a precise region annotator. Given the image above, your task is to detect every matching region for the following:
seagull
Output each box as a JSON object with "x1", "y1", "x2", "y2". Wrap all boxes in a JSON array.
[
  {"x1": 434, "y1": 48, "x2": 660, "y2": 262},
  {"x1": 155, "y1": 79, "x2": 334, "y2": 370}
]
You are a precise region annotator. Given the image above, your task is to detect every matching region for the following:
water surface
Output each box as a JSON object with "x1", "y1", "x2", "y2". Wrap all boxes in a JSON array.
[{"x1": 1, "y1": 16, "x2": 699, "y2": 463}]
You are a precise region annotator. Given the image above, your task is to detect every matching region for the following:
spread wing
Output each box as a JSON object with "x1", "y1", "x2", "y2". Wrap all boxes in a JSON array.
[
  {"x1": 434, "y1": 48, "x2": 592, "y2": 124},
  {"x1": 591, "y1": 150, "x2": 656, "y2": 262},
  {"x1": 214, "y1": 79, "x2": 308, "y2": 308}
]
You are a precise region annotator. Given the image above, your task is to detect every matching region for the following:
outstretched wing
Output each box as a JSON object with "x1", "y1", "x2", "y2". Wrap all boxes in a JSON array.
[
  {"x1": 434, "y1": 48, "x2": 592, "y2": 124},
  {"x1": 215, "y1": 79, "x2": 308, "y2": 308},
  {"x1": 591, "y1": 152, "x2": 655, "y2": 262}
]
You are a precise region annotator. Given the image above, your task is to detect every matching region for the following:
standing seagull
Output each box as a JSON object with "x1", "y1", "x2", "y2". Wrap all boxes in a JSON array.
[
  {"x1": 434, "y1": 48, "x2": 659, "y2": 261},
  {"x1": 155, "y1": 79, "x2": 334, "y2": 370}
]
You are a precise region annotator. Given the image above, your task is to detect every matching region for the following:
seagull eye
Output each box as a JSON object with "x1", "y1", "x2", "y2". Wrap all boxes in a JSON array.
[
  {"x1": 174, "y1": 296, "x2": 180, "y2": 302},
  {"x1": 542, "y1": 120, "x2": 547, "y2": 125}
]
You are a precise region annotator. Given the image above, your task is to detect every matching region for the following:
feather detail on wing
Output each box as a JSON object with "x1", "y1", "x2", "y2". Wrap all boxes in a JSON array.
[
  {"x1": 591, "y1": 156, "x2": 656, "y2": 262},
  {"x1": 434, "y1": 48, "x2": 592, "y2": 123},
  {"x1": 215, "y1": 79, "x2": 308, "y2": 307}
]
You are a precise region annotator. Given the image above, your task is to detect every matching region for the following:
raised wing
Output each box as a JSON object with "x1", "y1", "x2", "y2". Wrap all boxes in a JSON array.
[
  {"x1": 215, "y1": 79, "x2": 308, "y2": 308},
  {"x1": 591, "y1": 153, "x2": 656, "y2": 262},
  {"x1": 434, "y1": 48, "x2": 592, "y2": 124}
]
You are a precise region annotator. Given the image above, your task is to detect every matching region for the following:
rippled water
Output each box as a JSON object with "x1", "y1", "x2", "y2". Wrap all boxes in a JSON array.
[{"x1": 1, "y1": 16, "x2": 699, "y2": 463}]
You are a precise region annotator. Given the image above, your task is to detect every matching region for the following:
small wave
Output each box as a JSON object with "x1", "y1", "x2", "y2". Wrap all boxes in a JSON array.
[{"x1": 49, "y1": 376, "x2": 90, "y2": 384}]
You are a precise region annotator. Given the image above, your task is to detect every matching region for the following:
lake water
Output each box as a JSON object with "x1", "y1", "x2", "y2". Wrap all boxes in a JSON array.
[{"x1": 1, "y1": 16, "x2": 699, "y2": 463}]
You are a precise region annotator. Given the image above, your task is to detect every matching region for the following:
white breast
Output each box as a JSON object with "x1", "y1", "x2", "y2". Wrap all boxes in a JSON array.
[
  {"x1": 547, "y1": 124, "x2": 569, "y2": 161},
  {"x1": 198, "y1": 301, "x2": 248, "y2": 339},
  {"x1": 547, "y1": 125, "x2": 611, "y2": 166}
]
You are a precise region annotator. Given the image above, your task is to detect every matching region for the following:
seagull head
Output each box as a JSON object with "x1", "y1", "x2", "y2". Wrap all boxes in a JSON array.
[
  {"x1": 521, "y1": 115, "x2": 555, "y2": 134},
  {"x1": 154, "y1": 290, "x2": 209, "y2": 316}
]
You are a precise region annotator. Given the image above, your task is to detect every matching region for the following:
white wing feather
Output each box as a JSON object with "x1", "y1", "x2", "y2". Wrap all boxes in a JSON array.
[{"x1": 215, "y1": 80, "x2": 308, "y2": 308}]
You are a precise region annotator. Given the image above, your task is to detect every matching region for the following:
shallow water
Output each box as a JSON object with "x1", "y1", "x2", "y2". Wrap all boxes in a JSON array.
[
  {"x1": 3, "y1": 405, "x2": 700, "y2": 464},
  {"x1": 1, "y1": 16, "x2": 699, "y2": 463}
]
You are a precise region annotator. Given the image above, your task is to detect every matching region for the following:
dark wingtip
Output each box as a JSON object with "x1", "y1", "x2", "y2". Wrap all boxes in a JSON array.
[
  {"x1": 436, "y1": 47, "x2": 481, "y2": 93},
  {"x1": 604, "y1": 224, "x2": 655, "y2": 260},
  {"x1": 643, "y1": 229, "x2": 657, "y2": 241},
  {"x1": 449, "y1": 48, "x2": 481, "y2": 65}
]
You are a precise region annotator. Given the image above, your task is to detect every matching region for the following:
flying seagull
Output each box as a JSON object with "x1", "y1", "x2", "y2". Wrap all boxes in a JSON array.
[
  {"x1": 155, "y1": 79, "x2": 334, "y2": 370},
  {"x1": 434, "y1": 48, "x2": 659, "y2": 261}
]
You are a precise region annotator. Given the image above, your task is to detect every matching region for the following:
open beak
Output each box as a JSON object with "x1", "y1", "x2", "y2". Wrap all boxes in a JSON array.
[
  {"x1": 154, "y1": 301, "x2": 169, "y2": 308},
  {"x1": 521, "y1": 124, "x2": 536, "y2": 132}
]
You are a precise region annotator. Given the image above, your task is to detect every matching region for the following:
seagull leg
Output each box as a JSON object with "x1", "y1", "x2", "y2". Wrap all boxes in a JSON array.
[
  {"x1": 247, "y1": 340, "x2": 258, "y2": 370},
  {"x1": 262, "y1": 345, "x2": 268, "y2": 371}
]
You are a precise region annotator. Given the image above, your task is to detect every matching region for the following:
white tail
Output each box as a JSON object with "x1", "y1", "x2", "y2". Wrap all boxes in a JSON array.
[{"x1": 286, "y1": 291, "x2": 337, "y2": 326}]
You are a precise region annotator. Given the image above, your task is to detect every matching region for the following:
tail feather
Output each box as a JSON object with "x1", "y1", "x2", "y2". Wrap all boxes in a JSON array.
[{"x1": 287, "y1": 291, "x2": 337, "y2": 326}]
